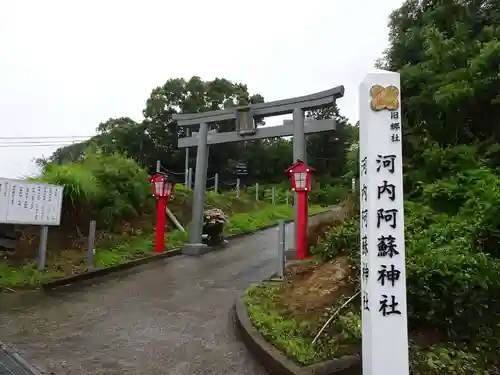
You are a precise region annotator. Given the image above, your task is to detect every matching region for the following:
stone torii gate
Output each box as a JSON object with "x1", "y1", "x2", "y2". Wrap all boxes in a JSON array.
[{"x1": 172, "y1": 86, "x2": 345, "y2": 254}]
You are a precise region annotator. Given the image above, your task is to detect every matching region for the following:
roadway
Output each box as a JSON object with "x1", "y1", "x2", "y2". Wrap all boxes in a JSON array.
[{"x1": 0, "y1": 208, "x2": 338, "y2": 374}]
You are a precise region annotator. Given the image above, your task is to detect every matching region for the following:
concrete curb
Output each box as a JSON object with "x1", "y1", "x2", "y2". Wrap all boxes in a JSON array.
[
  {"x1": 42, "y1": 248, "x2": 182, "y2": 290},
  {"x1": 0, "y1": 340, "x2": 45, "y2": 375},
  {"x1": 233, "y1": 295, "x2": 361, "y2": 375},
  {"x1": 41, "y1": 208, "x2": 333, "y2": 290}
]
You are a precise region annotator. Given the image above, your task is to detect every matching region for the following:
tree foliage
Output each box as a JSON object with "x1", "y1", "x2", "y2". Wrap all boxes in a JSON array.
[
  {"x1": 41, "y1": 76, "x2": 356, "y2": 186},
  {"x1": 377, "y1": 0, "x2": 500, "y2": 157},
  {"x1": 306, "y1": 104, "x2": 357, "y2": 179}
]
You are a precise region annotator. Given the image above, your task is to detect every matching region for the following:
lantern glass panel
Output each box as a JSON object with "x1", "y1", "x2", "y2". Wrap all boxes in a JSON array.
[
  {"x1": 307, "y1": 175, "x2": 313, "y2": 190},
  {"x1": 155, "y1": 180, "x2": 164, "y2": 196},
  {"x1": 294, "y1": 172, "x2": 306, "y2": 189},
  {"x1": 164, "y1": 181, "x2": 173, "y2": 196}
]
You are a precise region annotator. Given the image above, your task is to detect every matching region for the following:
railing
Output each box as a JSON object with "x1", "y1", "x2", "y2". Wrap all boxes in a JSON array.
[{"x1": 156, "y1": 161, "x2": 292, "y2": 205}]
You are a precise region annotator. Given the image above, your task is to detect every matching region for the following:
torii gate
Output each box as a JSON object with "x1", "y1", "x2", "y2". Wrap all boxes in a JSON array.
[{"x1": 172, "y1": 86, "x2": 345, "y2": 254}]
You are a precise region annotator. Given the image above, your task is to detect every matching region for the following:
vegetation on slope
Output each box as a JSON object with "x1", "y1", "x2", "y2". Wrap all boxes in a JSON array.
[
  {"x1": 244, "y1": 0, "x2": 500, "y2": 373},
  {"x1": 0, "y1": 147, "x2": 331, "y2": 289},
  {"x1": 246, "y1": 146, "x2": 500, "y2": 373}
]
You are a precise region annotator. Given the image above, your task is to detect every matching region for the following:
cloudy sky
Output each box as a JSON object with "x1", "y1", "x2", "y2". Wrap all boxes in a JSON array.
[{"x1": 0, "y1": 0, "x2": 403, "y2": 179}]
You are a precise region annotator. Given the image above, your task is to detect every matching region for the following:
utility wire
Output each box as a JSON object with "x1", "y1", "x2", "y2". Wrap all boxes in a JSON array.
[
  {"x1": 0, "y1": 143, "x2": 80, "y2": 148},
  {"x1": 0, "y1": 140, "x2": 83, "y2": 145},
  {"x1": 0, "y1": 137, "x2": 90, "y2": 148},
  {"x1": 0, "y1": 135, "x2": 93, "y2": 140},
  {"x1": 0, "y1": 135, "x2": 93, "y2": 148}
]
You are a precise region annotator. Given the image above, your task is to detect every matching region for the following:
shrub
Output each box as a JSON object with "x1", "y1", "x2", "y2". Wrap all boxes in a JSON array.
[
  {"x1": 39, "y1": 163, "x2": 102, "y2": 207},
  {"x1": 39, "y1": 147, "x2": 153, "y2": 228},
  {"x1": 312, "y1": 153, "x2": 500, "y2": 361},
  {"x1": 312, "y1": 216, "x2": 359, "y2": 261},
  {"x1": 308, "y1": 183, "x2": 349, "y2": 206}
]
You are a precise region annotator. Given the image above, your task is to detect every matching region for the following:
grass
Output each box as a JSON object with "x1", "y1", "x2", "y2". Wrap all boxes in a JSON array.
[
  {"x1": 245, "y1": 283, "x2": 323, "y2": 365},
  {"x1": 0, "y1": 230, "x2": 188, "y2": 289},
  {"x1": 244, "y1": 279, "x2": 360, "y2": 366},
  {"x1": 225, "y1": 204, "x2": 326, "y2": 234},
  {"x1": 93, "y1": 229, "x2": 188, "y2": 267},
  {"x1": 244, "y1": 279, "x2": 497, "y2": 374},
  {"x1": 244, "y1": 258, "x2": 499, "y2": 374},
  {"x1": 0, "y1": 203, "x2": 328, "y2": 289}
]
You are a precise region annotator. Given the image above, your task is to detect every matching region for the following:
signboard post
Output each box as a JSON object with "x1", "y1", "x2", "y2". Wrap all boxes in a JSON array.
[
  {"x1": 38, "y1": 225, "x2": 48, "y2": 270},
  {"x1": 0, "y1": 178, "x2": 64, "y2": 270},
  {"x1": 359, "y1": 71, "x2": 409, "y2": 375}
]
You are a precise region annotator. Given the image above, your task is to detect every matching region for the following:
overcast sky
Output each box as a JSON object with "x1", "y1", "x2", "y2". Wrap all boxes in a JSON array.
[{"x1": 0, "y1": 0, "x2": 403, "y2": 179}]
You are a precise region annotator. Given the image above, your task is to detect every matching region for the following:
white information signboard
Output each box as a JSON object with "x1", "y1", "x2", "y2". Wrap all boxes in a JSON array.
[
  {"x1": 0, "y1": 178, "x2": 64, "y2": 226},
  {"x1": 359, "y1": 71, "x2": 409, "y2": 375}
]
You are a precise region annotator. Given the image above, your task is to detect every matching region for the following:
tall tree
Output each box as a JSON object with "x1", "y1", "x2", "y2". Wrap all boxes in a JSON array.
[
  {"x1": 142, "y1": 76, "x2": 266, "y2": 180},
  {"x1": 377, "y1": 0, "x2": 500, "y2": 160},
  {"x1": 306, "y1": 104, "x2": 356, "y2": 179}
]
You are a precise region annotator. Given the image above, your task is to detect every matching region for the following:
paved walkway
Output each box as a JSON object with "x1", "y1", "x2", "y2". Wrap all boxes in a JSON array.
[
  {"x1": 0, "y1": 347, "x2": 35, "y2": 375},
  {"x1": 0, "y1": 209, "x2": 339, "y2": 375}
]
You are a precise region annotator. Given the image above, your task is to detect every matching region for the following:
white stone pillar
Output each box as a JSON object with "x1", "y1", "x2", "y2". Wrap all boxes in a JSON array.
[{"x1": 359, "y1": 71, "x2": 409, "y2": 375}]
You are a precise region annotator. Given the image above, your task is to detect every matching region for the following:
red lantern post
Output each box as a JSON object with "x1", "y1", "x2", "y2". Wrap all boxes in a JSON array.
[
  {"x1": 285, "y1": 159, "x2": 315, "y2": 260},
  {"x1": 149, "y1": 173, "x2": 176, "y2": 254}
]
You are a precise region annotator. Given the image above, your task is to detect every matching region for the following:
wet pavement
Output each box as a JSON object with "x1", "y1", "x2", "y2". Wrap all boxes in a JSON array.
[
  {"x1": 0, "y1": 347, "x2": 34, "y2": 375},
  {"x1": 0, "y1": 209, "x2": 339, "y2": 375}
]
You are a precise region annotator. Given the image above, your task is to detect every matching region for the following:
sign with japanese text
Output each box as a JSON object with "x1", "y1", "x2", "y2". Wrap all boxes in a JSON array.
[
  {"x1": 359, "y1": 71, "x2": 409, "y2": 375},
  {"x1": 0, "y1": 178, "x2": 64, "y2": 226}
]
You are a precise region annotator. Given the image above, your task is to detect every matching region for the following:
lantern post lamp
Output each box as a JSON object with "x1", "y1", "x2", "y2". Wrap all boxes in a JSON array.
[
  {"x1": 285, "y1": 159, "x2": 315, "y2": 260},
  {"x1": 149, "y1": 173, "x2": 176, "y2": 254}
]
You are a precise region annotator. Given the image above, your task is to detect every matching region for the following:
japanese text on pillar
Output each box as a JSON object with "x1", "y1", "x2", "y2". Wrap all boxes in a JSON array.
[{"x1": 360, "y1": 83, "x2": 407, "y2": 316}]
